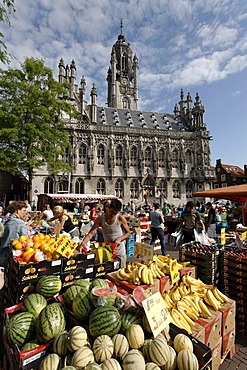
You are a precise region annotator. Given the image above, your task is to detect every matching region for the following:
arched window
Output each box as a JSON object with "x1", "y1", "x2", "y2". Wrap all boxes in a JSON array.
[
  {"x1": 63, "y1": 148, "x2": 70, "y2": 164},
  {"x1": 44, "y1": 177, "x2": 54, "y2": 194},
  {"x1": 130, "y1": 179, "x2": 139, "y2": 199},
  {"x1": 172, "y1": 180, "x2": 181, "y2": 198},
  {"x1": 97, "y1": 144, "x2": 105, "y2": 165},
  {"x1": 78, "y1": 144, "x2": 87, "y2": 164},
  {"x1": 75, "y1": 178, "x2": 84, "y2": 194},
  {"x1": 58, "y1": 179, "x2": 69, "y2": 193},
  {"x1": 157, "y1": 180, "x2": 167, "y2": 198},
  {"x1": 144, "y1": 147, "x2": 151, "y2": 167},
  {"x1": 158, "y1": 149, "x2": 165, "y2": 167},
  {"x1": 122, "y1": 53, "x2": 128, "y2": 71},
  {"x1": 130, "y1": 146, "x2": 138, "y2": 166},
  {"x1": 185, "y1": 149, "x2": 192, "y2": 164},
  {"x1": 172, "y1": 149, "x2": 179, "y2": 168},
  {"x1": 115, "y1": 178, "x2": 124, "y2": 198},
  {"x1": 97, "y1": 178, "x2": 105, "y2": 195},
  {"x1": 116, "y1": 145, "x2": 123, "y2": 166},
  {"x1": 186, "y1": 180, "x2": 193, "y2": 198}
]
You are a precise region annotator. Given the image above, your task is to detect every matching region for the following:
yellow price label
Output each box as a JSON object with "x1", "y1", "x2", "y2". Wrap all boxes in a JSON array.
[
  {"x1": 169, "y1": 259, "x2": 179, "y2": 285},
  {"x1": 142, "y1": 291, "x2": 170, "y2": 337},
  {"x1": 241, "y1": 232, "x2": 246, "y2": 241},
  {"x1": 221, "y1": 228, "x2": 226, "y2": 245}
]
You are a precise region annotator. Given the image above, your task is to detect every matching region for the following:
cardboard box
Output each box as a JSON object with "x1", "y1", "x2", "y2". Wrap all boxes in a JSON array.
[
  {"x1": 10, "y1": 257, "x2": 62, "y2": 283},
  {"x1": 179, "y1": 264, "x2": 197, "y2": 279},
  {"x1": 60, "y1": 267, "x2": 94, "y2": 291},
  {"x1": 8, "y1": 278, "x2": 38, "y2": 304},
  {"x1": 169, "y1": 323, "x2": 212, "y2": 369},
  {"x1": 219, "y1": 299, "x2": 236, "y2": 336},
  {"x1": 221, "y1": 327, "x2": 235, "y2": 360},
  {"x1": 159, "y1": 275, "x2": 173, "y2": 294},
  {"x1": 191, "y1": 322, "x2": 206, "y2": 345},
  {"x1": 62, "y1": 252, "x2": 95, "y2": 273},
  {"x1": 211, "y1": 337, "x2": 222, "y2": 370},
  {"x1": 196, "y1": 309, "x2": 222, "y2": 348},
  {"x1": 94, "y1": 259, "x2": 121, "y2": 278}
]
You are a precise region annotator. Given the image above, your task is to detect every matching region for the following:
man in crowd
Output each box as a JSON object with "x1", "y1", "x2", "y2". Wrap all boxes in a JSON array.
[{"x1": 205, "y1": 202, "x2": 217, "y2": 238}]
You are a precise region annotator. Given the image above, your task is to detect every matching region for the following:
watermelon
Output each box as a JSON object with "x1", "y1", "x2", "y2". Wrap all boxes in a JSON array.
[
  {"x1": 36, "y1": 303, "x2": 66, "y2": 343},
  {"x1": 89, "y1": 278, "x2": 108, "y2": 291},
  {"x1": 91, "y1": 285, "x2": 117, "y2": 308},
  {"x1": 5, "y1": 312, "x2": 36, "y2": 347},
  {"x1": 73, "y1": 279, "x2": 90, "y2": 290},
  {"x1": 64, "y1": 285, "x2": 83, "y2": 309},
  {"x1": 36, "y1": 275, "x2": 62, "y2": 298},
  {"x1": 21, "y1": 342, "x2": 40, "y2": 352},
  {"x1": 120, "y1": 311, "x2": 142, "y2": 334},
  {"x1": 132, "y1": 286, "x2": 148, "y2": 306},
  {"x1": 72, "y1": 289, "x2": 92, "y2": 321},
  {"x1": 89, "y1": 305, "x2": 121, "y2": 338},
  {"x1": 22, "y1": 293, "x2": 47, "y2": 318}
]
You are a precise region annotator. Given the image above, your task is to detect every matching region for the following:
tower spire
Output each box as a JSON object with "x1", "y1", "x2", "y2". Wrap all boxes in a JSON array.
[{"x1": 120, "y1": 18, "x2": 123, "y2": 34}]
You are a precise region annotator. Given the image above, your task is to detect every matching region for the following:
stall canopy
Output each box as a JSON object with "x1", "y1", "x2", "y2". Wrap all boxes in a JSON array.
[
  {"x1": 193, "y1": 184, "x2": 247, "y2": 203},
  {"x1": 37, "y1": 193, "x2": 117, "y2": 210}
]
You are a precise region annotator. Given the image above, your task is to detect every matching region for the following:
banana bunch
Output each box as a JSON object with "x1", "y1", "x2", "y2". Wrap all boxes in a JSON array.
[
  {"x1": 153, "y1": 254, "x2": 191, "y2": 274},
  {"x1": 115, "y1": 259, "x2": 166, "y2": 285},
  {"x1": 162, "y1": 274, "x2": 230, "y2": 334}
]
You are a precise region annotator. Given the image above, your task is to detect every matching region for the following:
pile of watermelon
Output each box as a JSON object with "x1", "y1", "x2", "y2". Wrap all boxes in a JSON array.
[{"x1": 4, "y1": 275, "x2": 200, "y2": 370}]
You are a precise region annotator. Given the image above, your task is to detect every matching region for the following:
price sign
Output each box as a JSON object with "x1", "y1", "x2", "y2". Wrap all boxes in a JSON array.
[
  {"x1": 241, "y1": 232, "x2": 246, "y2": 241},
  {"x1": 221, "y1": 228, "x2": 226, "y2": 245},
  {"x1": 169, "y1": 259, "x2": 179, "y2": 285},
  {"x1": 134, "y1": 242, "x2": 154, "y2": 262},
  {"x1": 142, "y1": 291, "x2": 170, "y2": 337}
]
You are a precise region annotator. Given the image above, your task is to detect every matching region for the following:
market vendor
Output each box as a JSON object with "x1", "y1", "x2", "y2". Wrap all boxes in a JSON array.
[
  {"x1": 0, "y1": 200, "x2": 30, "y2": 256},
  {"x1": 78, "y1": 199, "x2": 130, "y2": 267},
  {"x1": 48, "y1": 205, "x2": 80, "y2": 238},
  {"x1": 176, "y1": 201, "x2": 205, "y2": 243}
]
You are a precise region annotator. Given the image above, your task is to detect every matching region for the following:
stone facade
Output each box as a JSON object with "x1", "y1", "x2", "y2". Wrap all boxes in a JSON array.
[{"x1": 32, "y1": 28, "x2": 215, "y2": 208}]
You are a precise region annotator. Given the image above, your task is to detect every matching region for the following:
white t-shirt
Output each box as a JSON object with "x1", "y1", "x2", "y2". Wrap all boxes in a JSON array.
[{"x1": 43, "y1": 209, "x2": 53, "y2": 220}]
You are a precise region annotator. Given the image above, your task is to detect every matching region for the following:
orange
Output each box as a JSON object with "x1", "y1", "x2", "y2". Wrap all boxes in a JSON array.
[
  {"x1": 42, "y1": 245, "x2": 51, "y2": 254},
  {"x1": 14, "y1": 241, "x2": 23, "y2": 250},
  {"x1": 11, "y1": 239, "x2": 19, "y2": 247},
  {"x1": 26, "y1": 238, "x2": 34, "y2": 246},
  {"x1": 46, "y1": 251, "x2": 53, "y2": 261},
  {"x1": 33, "y1": 242, "x2": 41, "y2": 250},
  {"x1": 38, "y1": 233, "x2": 45, "y2": 240},
  {"x1": 19, "y1": 235, "x2": 27, "y2": 243},
  {"x1": 44, "y1": 235, "x2": 51, "y2": 241},
  {"x1": 32, "y1": 235, "x2": 39, "y2": 243},
  {"x1": 22, "y1": 248, "x2": 34, "y2": 260}
]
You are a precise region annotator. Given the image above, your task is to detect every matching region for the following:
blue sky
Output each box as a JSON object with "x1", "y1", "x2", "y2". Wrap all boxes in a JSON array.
[{"x1": 1, "y1": 0, "x2": 247, "y2": 169}]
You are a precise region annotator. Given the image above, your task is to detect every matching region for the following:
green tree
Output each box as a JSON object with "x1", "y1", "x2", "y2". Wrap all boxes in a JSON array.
[
  {"x1": 0, "y1": 57, "x2": 80, "y2": 202},
  {"x1": 0, "y1": 0, "x2": 15, "y2": 64}
]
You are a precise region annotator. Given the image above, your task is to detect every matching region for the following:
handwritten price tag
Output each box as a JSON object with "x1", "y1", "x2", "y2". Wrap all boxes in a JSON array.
[
  {"x1": 142, "y1": 291, "x2": 170, "y2": 337},
  {"x1": 169, "y1": 259, "x2": 179, "y2": 285},
  {"x1": 134, "y1": 242, "x2": 154, "y2": 262},
  {"x1": 241, "y1": 232, "x2": 246, "y2": 241},
  {"x1": 221, "y1": 228, "x2": 226, "y2": 245}
]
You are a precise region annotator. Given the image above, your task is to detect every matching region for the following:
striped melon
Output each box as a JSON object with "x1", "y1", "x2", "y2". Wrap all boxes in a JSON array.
[
  {"x1": 5, "y1": 312, "x2": 36, "y2": 347},
  {"x1": 64, "y1": 285, "x2": 83, "y2": 309},
  {"x1": 71, "y1": 346, "x2": 95, "y2": 368},
  {"x1": 53, "y1": 331, "x2": 70, "y2": 357},
  {"x1": 112, "y1": 333, "x2": 129, "y2": 360},
  {"x1": 68, "y1": 325, "x2": 88, "y2": 351},
  {"x1": 161, "y1": 346, "x2": 177, "y2": 370},
  {"x1": 84, "y1": 363, "x2": 102, "y2": 370},
  {"x1": 145, "y1": 362, "x2": 161, "y2": 370},
  {"x1": 149, "y1": 337, "x2": 170, "y2": 366},
  {"x1": 22, "y1": 293, "x2": 47, "y2": 318},
  {"x1": 73, "y1": 278, "x2": 90, "y2": 290},
  {"x1": 89, "y1": 305, "x2": 121, "y2": 338},
  {"x1": 177, "y1": 349, "x2": 199, "y2": 370},
  {"x1": 101, "y1": 358, "x2": 122, "y2": 370},
  {"x1": 93, "y1": 335, "x2": 114, "y2": 363},
  {"x1": 61, "y1": 367, "x2": 77, "y2": 370},
  {"x1": 21, "y1": 342, "x2": 40, "y2": 352},
  {"x1": 173, "y1": 334, "x2": 193, "y2": 353},
  {"x1": 36, "y1": 275, "x2": 62, "y2": 298},
  {"x1": 72, "y1": 288, "x2": 92, "y2": 321},
  {"x1": 141, "y1": 339, "x2": 153, "y2": 363},
  {"x1": 36, "y1": 303, "x2": 66, "y2": 343},
  {"x1": 126, "y1": 324, "x2": 145, "y2": 349},
  {"x1": 89, "y1": 278, "x2": 108, "y2": 291},
  {"x1": 39, "y1": 353, "x2": 61, "y2": 370},
  {"x1": 122, "y1": 349, "x2": 145, "y2": 370},
  {"x1": 120, "y1": 311, "x2": 142, "y2": 334}
]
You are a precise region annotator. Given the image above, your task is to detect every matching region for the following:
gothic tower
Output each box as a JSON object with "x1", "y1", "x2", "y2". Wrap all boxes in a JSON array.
[{"x1": 107, "y1": 20, "x2": 139, "y2": 110}]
